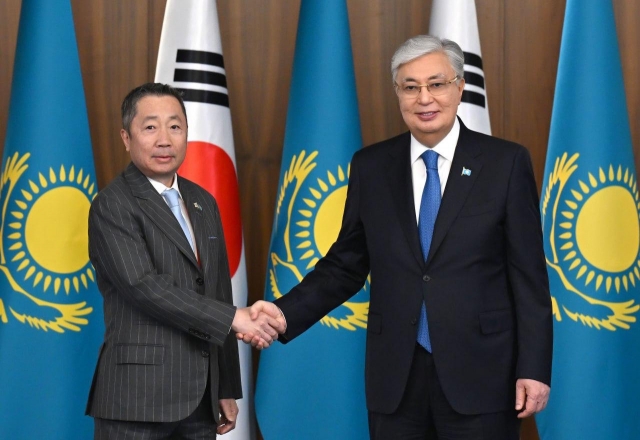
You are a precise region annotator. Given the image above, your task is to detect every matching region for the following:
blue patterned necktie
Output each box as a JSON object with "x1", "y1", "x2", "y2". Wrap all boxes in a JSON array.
[
  {"x1": 162, "y1": 188, "x2": 195, "y2": 252},
  {"x1": 417, "y1": 149, "x2": 441, "y2": 352}
]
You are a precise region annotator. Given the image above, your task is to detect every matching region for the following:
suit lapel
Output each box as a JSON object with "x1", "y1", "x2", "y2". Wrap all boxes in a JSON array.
[
  {"x1": 179, "y1": 179, "x2": 209, "y2": 273},
  {"x1": 124, "y1": 164, "x2": 200, "y2": 269},
  {"x1": 385, "y1": 133, "x2": 425, "y2": 267},
  {"x1": 426, "y1": 123, "x2": 483, "y2": 264}
]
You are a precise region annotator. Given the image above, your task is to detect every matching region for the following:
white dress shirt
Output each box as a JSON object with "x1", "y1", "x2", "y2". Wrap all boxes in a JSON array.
[{"x1": 411, "y1": 117, "x2": 461, "y2": 224}]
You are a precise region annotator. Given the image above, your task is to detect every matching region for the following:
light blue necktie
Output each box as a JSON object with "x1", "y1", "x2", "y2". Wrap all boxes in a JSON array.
[
  {"x1": 417, "y1": 150, "x2": 441, "y2": 352},
  {"x1": 162, "y1": 188, "x2": 195, "y2": 252}
]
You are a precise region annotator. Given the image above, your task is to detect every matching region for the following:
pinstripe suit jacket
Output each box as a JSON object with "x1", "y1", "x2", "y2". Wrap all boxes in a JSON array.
[{"x1": 86, "y1": 163, "x2": 241, "y2": 423}]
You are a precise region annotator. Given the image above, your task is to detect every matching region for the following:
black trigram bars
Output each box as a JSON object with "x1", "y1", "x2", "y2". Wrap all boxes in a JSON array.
[
  {"x1": 173, "y1": 49, "x2": 229, "y2": 108},
  {"x1": 462, "y1": 51, "x2": 486, "y2": 109}
]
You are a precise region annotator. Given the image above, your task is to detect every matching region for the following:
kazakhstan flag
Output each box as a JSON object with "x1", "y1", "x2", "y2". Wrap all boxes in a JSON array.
[
  {"x1": 536, "y1": 0, "x2": 640, "y2": 438},
  {"x1": 0, "y1": 0, "x2": 104, "y2": 438},
  {"x1": 255, "y1": 0, "x2": 369, "y2": 438}
]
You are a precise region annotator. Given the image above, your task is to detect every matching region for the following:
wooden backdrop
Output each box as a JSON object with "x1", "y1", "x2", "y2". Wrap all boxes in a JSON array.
[{"x1": 1, "y1": 1, "x2": 638, "y2": 438}]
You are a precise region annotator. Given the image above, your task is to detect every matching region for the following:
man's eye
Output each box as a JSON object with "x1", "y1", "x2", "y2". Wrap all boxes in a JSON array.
[
  {"x1": 171, "y1": 125, "x2": 181, "y2": 130},
  {"x1": 403, "y1": 85, "x2": 418, "y2": 92},
  {"x1": 145, "y1": 125, "x2": 156, "y2": 130},
  {"x1": 430, "y1": 82, "x2": 445, "y2": 89}
]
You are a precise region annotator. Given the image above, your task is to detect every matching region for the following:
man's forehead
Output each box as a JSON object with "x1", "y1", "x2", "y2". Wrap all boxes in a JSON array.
[
  {"x1": 139, "y1": 113, "x2": 183, "y2": 122},
  {"x1": 134, "y1": 96, "x2": 185, "y2": 119}
]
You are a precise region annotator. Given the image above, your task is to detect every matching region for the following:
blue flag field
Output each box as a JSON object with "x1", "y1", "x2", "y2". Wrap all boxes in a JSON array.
[
  {"x1": 0, "y1": 1, "x2": 104, "y2": 438},
  {"x1": 536, "y1": 0, "x2": 640, "y2": 438},
  {"x1": 254, "y1": 0, "x2": 369, "y2": 438}
]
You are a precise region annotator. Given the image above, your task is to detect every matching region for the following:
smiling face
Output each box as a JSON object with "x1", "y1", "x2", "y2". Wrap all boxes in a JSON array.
[
  {"x1": 395, "y1": 51, "x2": 465, "y2": 147},
  {"x1": 120, "y1": 95, "x2": 188, "y2": 187}
]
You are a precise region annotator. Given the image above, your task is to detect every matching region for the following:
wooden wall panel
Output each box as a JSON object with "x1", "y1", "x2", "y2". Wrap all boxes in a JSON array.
[
  {"x1": 615, "y1": 0, "x2": 640, "y2": 168},
  {"x1": 1, "y1": 1, "x2": 639, "y2": 439},
  {"x1": 348, "y1": 0, "x2": 431, "y2": 145},
  {"x1": 71, "y1": 0, "x2": 161, "y2": 187},
  {"x1": 476, "y1": 0, "x2": 505, "y2": 136},
  {"x1": 0, "y1": 0, "x2": 21, "y2": 150},
  {"x1": 503, "y1": 0, "x2": 565, "y2": 185},
  {"x1": 215, "y1": 1, "x2": 301, "y2": 314}
]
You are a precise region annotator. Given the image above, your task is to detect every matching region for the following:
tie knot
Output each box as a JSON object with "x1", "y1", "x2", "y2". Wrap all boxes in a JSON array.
[
  {"x1": 163, "y1": 188, "x2": 181, "y2": 208},
  {"x1": 421, "y1": 150, "x2": 439, "y2": 170}
]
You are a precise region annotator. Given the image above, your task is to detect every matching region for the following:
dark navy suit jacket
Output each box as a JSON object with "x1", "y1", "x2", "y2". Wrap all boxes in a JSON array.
[{"x1": 276, "y1": 120, "x2": 552, "y2": 415}]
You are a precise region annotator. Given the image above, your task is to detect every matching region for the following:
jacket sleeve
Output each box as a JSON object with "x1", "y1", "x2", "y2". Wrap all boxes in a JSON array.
[
  {"x1": 275, "y1": 151, "x2": 371, "y2": 342},
  {"x1": 505, "y1": 146, "x2": 553, "y2": 385}
]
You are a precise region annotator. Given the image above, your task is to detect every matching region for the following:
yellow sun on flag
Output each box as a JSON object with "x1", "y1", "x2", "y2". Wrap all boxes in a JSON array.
[
  {"x1": 558, "y1": 164, "x2": 640, "y2": 293},
  {"x1": 6, "y1": 165, "x2": 97, "y2": 295},
  {"x1": 294, "y1": 165, "x2": 349, "y2": 270}
]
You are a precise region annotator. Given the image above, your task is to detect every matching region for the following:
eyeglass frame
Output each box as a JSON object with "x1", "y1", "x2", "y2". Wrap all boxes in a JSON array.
[{"x1": 394, "y1": 75, "x2": 461, "y2": 98}]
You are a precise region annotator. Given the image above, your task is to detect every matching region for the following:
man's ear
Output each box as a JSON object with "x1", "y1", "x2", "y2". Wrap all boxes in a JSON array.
[
  {"x1": 457, "y1": 78, "x2": 466, "y2": 93},
  {"x1": 120, "y1": 129, "x2": 131, "y2": 152}
]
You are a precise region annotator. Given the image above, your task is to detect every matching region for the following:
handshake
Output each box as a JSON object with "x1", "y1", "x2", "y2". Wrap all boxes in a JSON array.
[{"x1": 231, "y1": 300, "x2": 287, "y2": 349}]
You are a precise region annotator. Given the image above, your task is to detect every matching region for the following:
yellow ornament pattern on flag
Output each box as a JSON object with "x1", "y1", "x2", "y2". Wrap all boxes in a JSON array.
[
  {"x1": 0, "y1": 152, "x2": 95, "y2": 333},
  {"x1": 268, "y1": 150, "x2": 368, "y2": 331},
  {"x1": 541, "y1": 152, "x2": 640, "y2": 330}
]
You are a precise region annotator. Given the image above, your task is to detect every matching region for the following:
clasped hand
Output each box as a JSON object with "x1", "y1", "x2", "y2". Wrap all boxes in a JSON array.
[{"x1": 231, "y1": 300, "x2": 286, "y2": 349}]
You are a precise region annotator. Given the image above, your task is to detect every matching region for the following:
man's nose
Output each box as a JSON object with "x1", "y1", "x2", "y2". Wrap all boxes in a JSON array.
[
  {"x1": 156, "y1": 126, "x2": 171, "y2": 146},
  {"x1": 416, "y1": 86, "x2": 434, "y2": 104}
]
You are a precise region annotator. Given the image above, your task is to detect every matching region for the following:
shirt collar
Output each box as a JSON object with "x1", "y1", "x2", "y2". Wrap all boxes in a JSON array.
[
  {"x1": 410, "y1": 117, "x2": 460, "y2": 164},
  {"x1": 147, "y1": 173, "x2": 182, "y2": 198}
]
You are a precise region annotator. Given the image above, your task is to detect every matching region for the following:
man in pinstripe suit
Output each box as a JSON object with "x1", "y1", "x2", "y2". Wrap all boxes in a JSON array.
[{"x1": 86, "y1": 83, "x2": 284, "y2": 439}]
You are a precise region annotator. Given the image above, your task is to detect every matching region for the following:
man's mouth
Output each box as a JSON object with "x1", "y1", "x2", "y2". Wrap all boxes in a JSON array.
[{"x1": 417, "y1": 111, "x2": 438, "y2": 120}]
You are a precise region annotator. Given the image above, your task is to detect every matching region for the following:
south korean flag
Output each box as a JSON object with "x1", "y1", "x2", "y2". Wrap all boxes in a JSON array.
[
  {"x1": 155, "y1": 1, "x2": 254, "y2": 439},
  {"x1": 429, "y1": 0, "x2": 492, "y2": 135}
]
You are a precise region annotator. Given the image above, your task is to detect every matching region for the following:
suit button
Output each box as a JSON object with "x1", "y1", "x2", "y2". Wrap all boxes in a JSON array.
[
  {"x1": 201, "y1": 350, "x2": 210, "y2": 358},
  {"x1": 422, "y1": 275, "x2": 431, "y2": 282},
  {"x1": 196, "y1": 277, "x2": 204, "y2": 286},
  {"x1": 411, "y1": 318, "x2": 417, "y2": 325}
]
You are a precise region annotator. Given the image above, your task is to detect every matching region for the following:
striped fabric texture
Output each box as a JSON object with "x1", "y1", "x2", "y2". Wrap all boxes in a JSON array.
[{"x1": 86, "y1": 163, "x2": 241, "y2": 423}]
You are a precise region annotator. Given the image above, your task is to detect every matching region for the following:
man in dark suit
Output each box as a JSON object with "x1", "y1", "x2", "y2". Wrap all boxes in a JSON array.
[
  {"x1": 87, "y1": 83, "x2": 284, "y2": 439},
  {"x1": 243, "y1": 35, "x2": 552, "y2": 439}
]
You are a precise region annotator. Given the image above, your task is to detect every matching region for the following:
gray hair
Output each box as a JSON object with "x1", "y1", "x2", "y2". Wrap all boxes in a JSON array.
[{"x1": 391, "y1": 35, "x2": 464, "y2": 83}]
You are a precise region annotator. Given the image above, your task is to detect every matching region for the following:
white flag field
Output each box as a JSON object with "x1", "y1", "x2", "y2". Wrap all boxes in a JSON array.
[
  {"x1": 429, "y1": 0, "x2": 492, "y2": 135},
  {"x1": 155, "y1": 0, "x2": 254, "y2": 438}
]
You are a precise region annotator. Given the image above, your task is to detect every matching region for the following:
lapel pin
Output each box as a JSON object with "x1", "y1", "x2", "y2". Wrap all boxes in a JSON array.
[
  {"x1": 461, "y1": 167, "x2": 472, "y2": 176},
  {"x1": 193, "y1": 202, "x2": 203, "y2": 211}
]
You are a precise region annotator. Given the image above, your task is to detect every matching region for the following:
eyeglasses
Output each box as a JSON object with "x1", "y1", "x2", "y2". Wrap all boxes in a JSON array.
[{"x1": 394, "y1": 75, "x2": 460, "y2": 98}]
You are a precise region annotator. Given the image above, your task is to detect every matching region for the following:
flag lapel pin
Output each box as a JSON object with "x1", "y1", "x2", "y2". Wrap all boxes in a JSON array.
[
  {"x1": 193, "y1": 202, "x2": 203, "y2": 212},
  {"x1": 461, "y1": 167, "x2": 472, "y2": 176}
]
